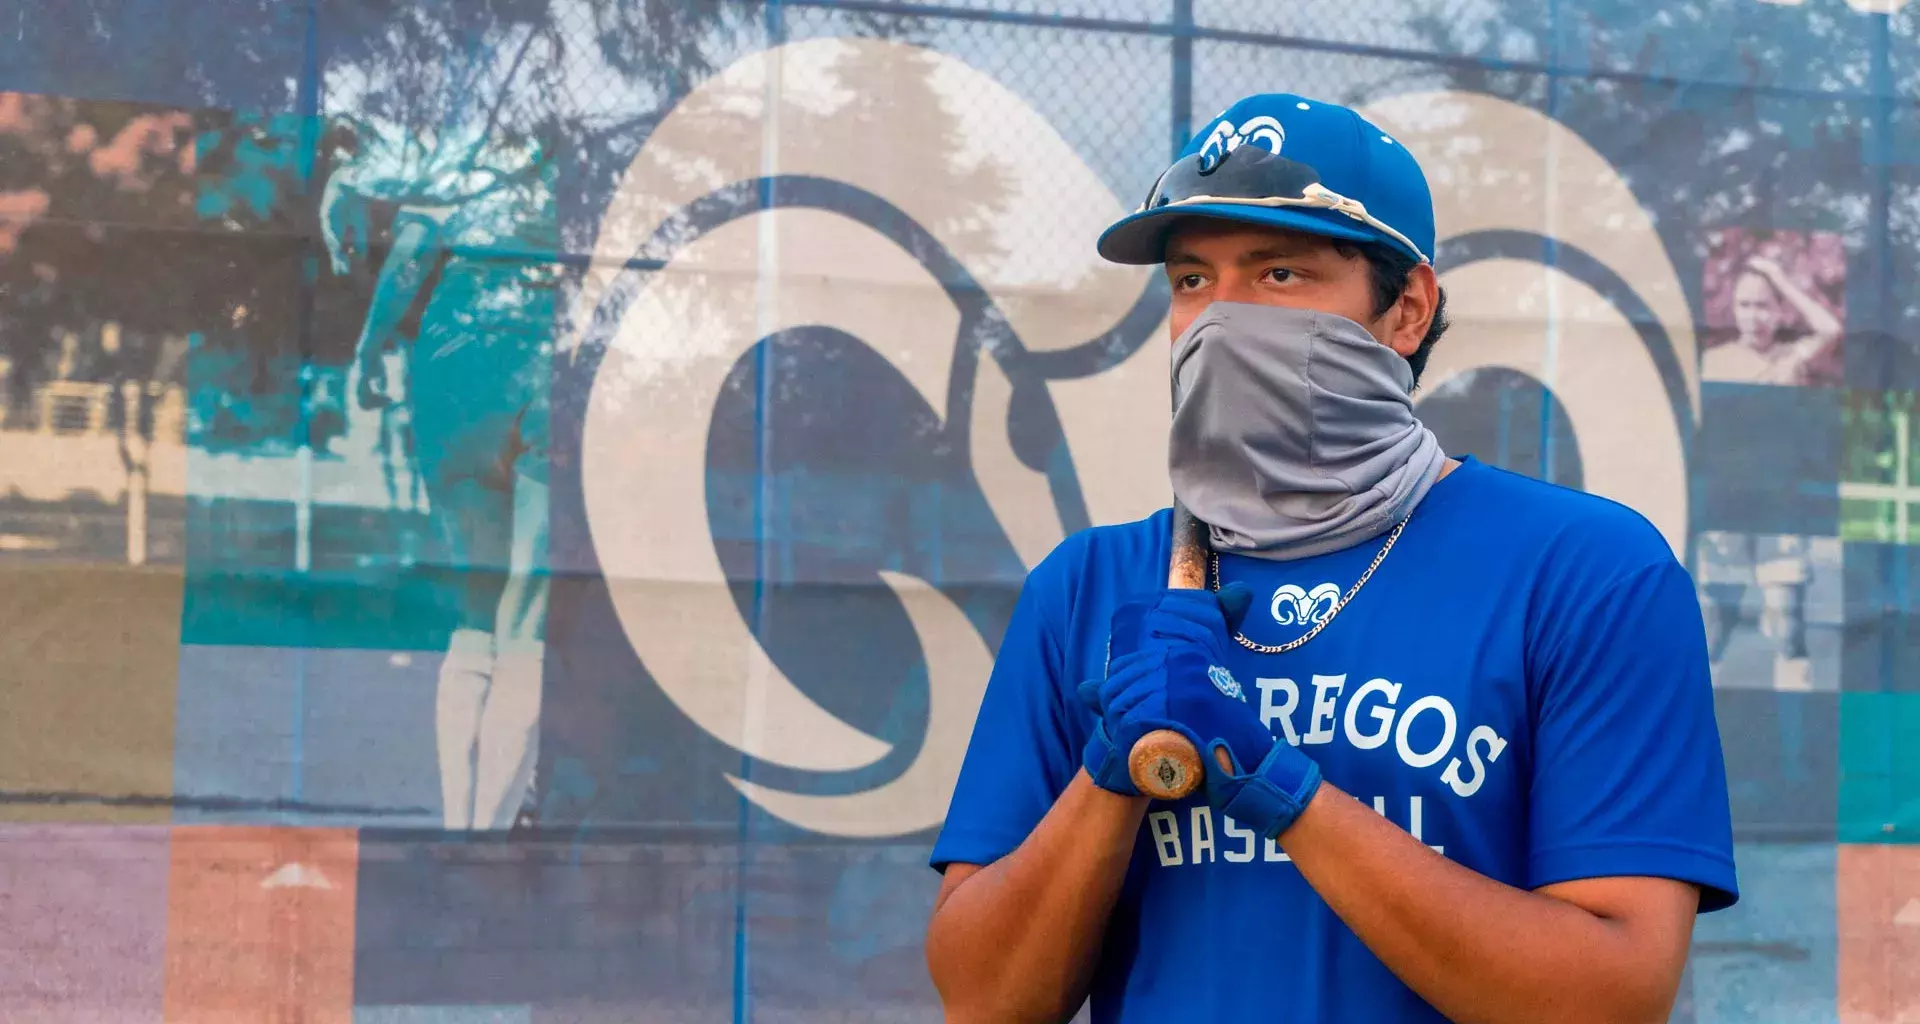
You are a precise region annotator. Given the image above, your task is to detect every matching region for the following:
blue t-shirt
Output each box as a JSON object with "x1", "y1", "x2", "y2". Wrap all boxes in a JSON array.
[{"x1": 930, "y1": 456, "x2": 1738, "y2": 1023}]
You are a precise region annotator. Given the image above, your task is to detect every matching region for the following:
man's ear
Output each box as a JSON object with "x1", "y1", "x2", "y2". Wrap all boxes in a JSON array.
[{"x1": 1388, "y1": 263, "x2": 1439, "y2": 360}]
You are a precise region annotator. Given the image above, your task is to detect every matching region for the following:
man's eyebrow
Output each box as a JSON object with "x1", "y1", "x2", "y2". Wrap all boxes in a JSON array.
[
  {"x1": 1239, "y1": 245, "x2": 1314, "y2": 263},
  {"x1": 1163, "y1": 243, "x2": 1318, "y2": 269}
]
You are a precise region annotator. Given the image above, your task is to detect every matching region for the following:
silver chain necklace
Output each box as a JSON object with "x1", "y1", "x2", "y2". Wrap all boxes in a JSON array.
[{"x1": 1209, "y1": 517, "x2": 1408, "y2": 655}]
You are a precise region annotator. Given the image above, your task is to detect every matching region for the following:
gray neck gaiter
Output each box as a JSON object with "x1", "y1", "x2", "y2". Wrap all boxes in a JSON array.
[{"x1": 1169, "y1": 302, "x2": 1447, "y2": 562}]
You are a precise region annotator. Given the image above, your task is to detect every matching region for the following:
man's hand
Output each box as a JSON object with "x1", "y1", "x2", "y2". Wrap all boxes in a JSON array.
[
  {"x1": 1077, "y1": 587, "x2": 1322, "y2": 837},
  {"x1": 355, "y1": 347, "x2": 391, "y2": 411},
  {"x1": 1745, "y1": 255, "x2": 1786, "y2": 282},
  {"x1": 320, "y1": 176, "x2": 369, "y2": 276}
]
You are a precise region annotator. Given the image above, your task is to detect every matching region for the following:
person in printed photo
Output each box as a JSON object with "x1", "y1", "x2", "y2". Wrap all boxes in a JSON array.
[
  {"x1": 321, "y1": 100, "x2": 557, "y2": 833},
  {"x1": 1694, "y1": 532, "x2": 1814, "y2": 691},
  {"x1": 1700, "y1": 230, "x2": 1844, "y2": 388}
]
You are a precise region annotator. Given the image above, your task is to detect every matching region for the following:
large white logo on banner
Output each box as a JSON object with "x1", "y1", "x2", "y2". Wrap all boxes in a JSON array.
[
  {"x1": 576, "y1": 38, "x2": 1165, "y2": 837},
  {"x1": 1359, "y1": 90, "x2": 1699, "y2": 554},
  {"x1": 578, "y1": 41, "x2": 1696, "y2": 838}
]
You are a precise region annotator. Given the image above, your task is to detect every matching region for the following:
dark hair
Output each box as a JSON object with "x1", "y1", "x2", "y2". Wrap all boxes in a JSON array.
[{"x1": 1332, "y1": 240, "x2": 1449, "y2": 387}]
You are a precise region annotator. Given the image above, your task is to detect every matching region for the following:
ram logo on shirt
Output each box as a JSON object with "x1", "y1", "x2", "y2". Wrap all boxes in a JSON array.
[{"x1": 1271, "y1": 582, "x2": 1341, "y2": 626}]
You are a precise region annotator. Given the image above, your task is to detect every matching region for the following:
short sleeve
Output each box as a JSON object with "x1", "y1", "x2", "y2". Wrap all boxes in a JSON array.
[
  {"x1": 928, "y1": 550, "x2": 1082, "y2": 873},
  {"x1": 1527, "y1": 558, "x2": 1740, "y2": 911}
]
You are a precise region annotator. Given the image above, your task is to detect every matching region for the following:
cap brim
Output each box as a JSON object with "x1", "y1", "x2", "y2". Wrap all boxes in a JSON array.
[{"x1": 1096, "y1": 203, "x2": 1396, "y2": 265}]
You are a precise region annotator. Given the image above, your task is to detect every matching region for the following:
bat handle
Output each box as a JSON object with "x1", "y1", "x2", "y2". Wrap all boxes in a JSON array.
[
  {"x1": 1129, "y1": 728, "x2": 1204, "y2": 801},
  {"x1": 1165, "y1": 501, "x2": 1209, "y2": 591},
  {"x1": 1126, "y1": 502, "x2": 1230, "y2": 801}
]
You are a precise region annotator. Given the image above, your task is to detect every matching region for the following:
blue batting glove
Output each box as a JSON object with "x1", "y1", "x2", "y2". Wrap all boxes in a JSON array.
[
  {"x1": 1078, "y1": 587, "x2": 1251, "y2": 795},
  {"x1": 1076, "y1": 666, "x2": 1154, "y2": 796},
  {"x1": 1078, "y1": 585, "x2": 1321, "y2": 836}
]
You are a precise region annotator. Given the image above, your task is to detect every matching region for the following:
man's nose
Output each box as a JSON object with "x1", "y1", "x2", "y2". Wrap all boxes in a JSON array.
[{"x1": 1210, "y1": 274, "x2": 1259, "y2": 305}]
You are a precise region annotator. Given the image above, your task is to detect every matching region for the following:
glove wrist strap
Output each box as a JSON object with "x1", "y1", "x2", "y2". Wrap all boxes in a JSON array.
[
  {"x1": 1212, "y1": 739, "x2": 1323, "y2": 840},
  {"x1": 1084, "y1": 719, "x2": 1137, "y2": 795}
]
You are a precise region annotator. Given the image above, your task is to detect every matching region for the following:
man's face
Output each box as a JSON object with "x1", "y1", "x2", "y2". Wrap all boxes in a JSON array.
[{"x1": 1162, "y1": 220, "x2": 1433, "y2": 362}]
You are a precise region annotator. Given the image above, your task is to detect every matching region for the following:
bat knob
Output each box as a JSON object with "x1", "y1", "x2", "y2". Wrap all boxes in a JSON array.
[{"x1": 1128, "y1": 729, "x2": 1203, "y2": 800}]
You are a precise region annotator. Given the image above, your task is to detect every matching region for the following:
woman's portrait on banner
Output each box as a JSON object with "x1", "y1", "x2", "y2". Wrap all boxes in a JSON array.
[{"x1": 1699, "y1": 227, "x2": 1846, "y2": 388}]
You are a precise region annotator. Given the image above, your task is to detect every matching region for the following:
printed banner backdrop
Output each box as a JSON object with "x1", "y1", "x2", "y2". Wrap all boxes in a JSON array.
[{"x1": 1, "y1": 0, "x2": 1918, "y2": 1020}]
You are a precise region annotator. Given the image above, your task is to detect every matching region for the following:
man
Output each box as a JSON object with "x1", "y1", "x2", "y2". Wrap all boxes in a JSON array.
[
  {"x1": 322, "y1": 107, "x2": 556, "y2": 832},
  {"x1": 925, "y1": 94, "x2": 1737, "y2": 1022}
]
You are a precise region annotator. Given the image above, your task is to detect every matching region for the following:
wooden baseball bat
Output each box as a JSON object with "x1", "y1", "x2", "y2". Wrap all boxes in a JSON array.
[{"x1": 1125, "y1": 500, "x2": 1234, "y2": 800}]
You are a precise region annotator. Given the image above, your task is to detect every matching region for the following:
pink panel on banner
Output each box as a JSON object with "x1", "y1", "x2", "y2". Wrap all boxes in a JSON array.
[
  {"x1": 0, "y1": 824, "x2": 169, "y2": 1023},
  {"x1": 1839, "y1": 844, "x2": 1920, "y2": 1024},
  {"x1": 163, "y1": 827, "x2": 358, "y2": 1024}
]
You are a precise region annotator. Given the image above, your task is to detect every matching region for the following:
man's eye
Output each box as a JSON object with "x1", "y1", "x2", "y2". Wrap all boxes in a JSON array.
[
  {"x1": 1175, "y1": 274, "x2": 1207, "y2": 291},
  {"x1": 1265, "y1": 268, "x2": 1294, "y2": 283}
]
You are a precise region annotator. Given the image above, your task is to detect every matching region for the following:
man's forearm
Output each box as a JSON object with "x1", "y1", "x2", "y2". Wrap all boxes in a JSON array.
[
  {"x1": 926, "y1": 770, "x2": 1146, "y2": 1023},
  {"x1": 1769, "y1": 271, "x2": 1843, "y2": 341},
  {"x1": 1280, "y1": 782, "x2": 1693, "y2": 1024}
]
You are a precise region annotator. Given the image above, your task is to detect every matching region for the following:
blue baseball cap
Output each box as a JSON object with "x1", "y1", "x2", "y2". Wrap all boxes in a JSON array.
[{"x1": 1097, "y1": 93, "x2": 1435, "y2": 266}]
